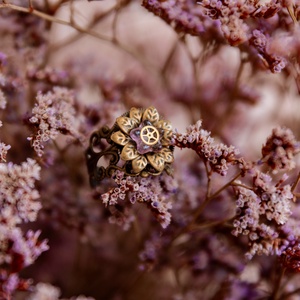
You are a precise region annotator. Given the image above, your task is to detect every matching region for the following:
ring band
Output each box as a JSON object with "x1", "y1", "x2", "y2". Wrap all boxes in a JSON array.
[{"x1": 85, "y1": 106, "x2": 174, "y2": 187}]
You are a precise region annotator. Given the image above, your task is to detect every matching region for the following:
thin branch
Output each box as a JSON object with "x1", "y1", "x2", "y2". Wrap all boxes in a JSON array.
[
  {"x1": 270, "y1": 267, "x2": 286, "y2": 300},
  {"x1": 282, "y1": 286, "x2": 300, "y2": 300},
  {"x1": 0, "y1": 2, "x2": 111, "y2": 41},
  {"x1": 28, "y1": 0, "x2": 33, "y2": 11},
  {"x1": 69, "y1": 0, "x2": 75, "y2": 26},
  {"x1": 189, "y1": 217, "x2": 234, "y2": 231},
  {"x1": 161, "y1": 40, "x2": 178, "y2": 75},
  {"x1": 204, "y1": 160, "x2": 212, "y2": 199},
  {"x1": 231, "y1": 182, "x2": 253, "y2": 191},
  {"x1": 208, "y1": 171, "x2": 242, "y2": 201},
  {"x1": 50, "y1": 6, "x2": 117, "y2": 51},
  {"x1": 0, "y1": 2, "x2": 164, "y2": 82},
  {"x1": 292, "y1": 172, "x2": 300, "y2": 192},
  {"x1": 213, "y1": 54, "x2": 246, "y2": 135},
  {"x1": 186, "y1": 170, "x2": 241, "y2": 231}
]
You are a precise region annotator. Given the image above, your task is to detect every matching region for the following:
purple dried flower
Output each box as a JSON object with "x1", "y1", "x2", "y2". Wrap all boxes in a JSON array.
[
  {"x1": 262, "y1": 126, "x2": 300, "y2": 173},
  {"x1": 100, "y1": 170, "x2": 176, "y2": 229},
  {"x1": 281, "y1": 243, "x2": 300, "y2": 272},
  {"x1": 173, "y1": 120, "x2": 239, "y2": 175},
  {"x1": 28, "y1": 87, "x2": 83, "y2": 156},
  {"x1": 232, "y1": 172, "x2": 294, "y2": 259},
  {"x1": 0, "y1": 158, "x2": 41, "y2": 225}
]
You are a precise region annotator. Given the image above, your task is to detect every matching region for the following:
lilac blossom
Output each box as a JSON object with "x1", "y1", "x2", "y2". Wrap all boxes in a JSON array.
[{"x1": 28, "y1": 87, "x2": 84, "y2": 157}]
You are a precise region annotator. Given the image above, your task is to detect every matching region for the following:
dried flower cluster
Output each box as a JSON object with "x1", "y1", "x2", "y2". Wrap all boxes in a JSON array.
[
  {"x1": 173, "y1": 120, "x2": 239, "y2": 176},
  {"x1": 281, "y1": 244, "x2": 300, "y2": 272},
  {"x1": 0, "y1": 157, "x2": 49, "y2": 298},
  {"x1": 0, "y1": 158, "x2": 41, "y2": 225},
  {"x1": 28, "y1": 87, "x2": 83, "y2": 157},
  {"x1": 143, "y1": 0, "x2": 299, "y2": 75},
  {"x1": 100, "y1": 170, "x2": 177, "y2": 229},
  {"x1": 232, "y1": 172, "x2": 294, "y2": 259},
  {"x1": 262, "y1": 126, "x2": 300, "y2": 173}
]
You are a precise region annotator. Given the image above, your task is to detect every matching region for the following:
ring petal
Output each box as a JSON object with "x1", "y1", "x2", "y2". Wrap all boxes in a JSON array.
[
  {"x1": 132, "y1": 156, "x2": 148, "y2": 173},
  {"x1": 156, "y1": 120, "x2": 172, "y2": 132},
  {"x1": 142, "y1": 106, "x2": 159, "y2": 124},
  {"x1": 111, "y1": 131, "x2": 129, "y2": 146},
  {"x1": 160, "y1": 148, "x2": 174, "y2": 163},
  {"x1": 129, "y1": 107, "x2": 143, "y2": 123},
  {"x1": 117, "y1": 116, "x2": 138, "y2": 134},
  {"x1": 120, "y1": 142, "x2": 139, "y2": 161},
  {"x1": 146, "y1": 152, "x2": 165, "y2": 172}
]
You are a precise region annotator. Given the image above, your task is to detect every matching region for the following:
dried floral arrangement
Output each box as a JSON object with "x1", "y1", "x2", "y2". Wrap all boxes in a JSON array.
[{"x1": 0, "y1": 0, "x2": 300, "y2": 299}]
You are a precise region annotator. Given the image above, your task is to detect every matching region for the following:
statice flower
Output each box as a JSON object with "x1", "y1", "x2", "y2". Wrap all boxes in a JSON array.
[
  {"x1": 232, "y1": 172, "x2": 294, "y2": 259},
  {"x1": 249, "y1": 29, "x2": 286, "y2": 73},
  {"x1": 281, "y1": 244, "x2": 300, "y2": 272},
  {"x1": 28, "y1": 87, "x2": 83, "y2": 157},
  {"x1": 201, "y1": 0, "x2": 252, "y2": 45},
  {"x1": 200, "y1": 0, "x2": 281, "y2": 45},
  {"x1": 100, "y1": 170, "x2": 177, "y2": 228},
  {"x1": 0, "y1": 227, "x2": 48, "y2": 269},
  {"x1": 261, "y1": 126, "x2": 300, "y2": 173},
  {"x1": 143, "y1": 0, "x2": 290, "y2": 74},
  {"x1": 0, "y1": 226, "x2": 49, "y2": 298},
  {"x1": 142, "y1": 0, "x2": 219, "y2": 37},
  {"x1": 173, "y1": 120, "x2": 239, "y2": 176},
  {"x1": 0, "y1": 158, "x2": 41, "y2": 225},
  {"x1": 0, "y1": 153, "x2": 48, "y2": 297}
]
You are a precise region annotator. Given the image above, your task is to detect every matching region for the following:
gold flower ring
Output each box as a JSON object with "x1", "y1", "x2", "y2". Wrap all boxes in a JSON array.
[{"x1": 85, "y1": 106, "x2": 174, "y2": 187}]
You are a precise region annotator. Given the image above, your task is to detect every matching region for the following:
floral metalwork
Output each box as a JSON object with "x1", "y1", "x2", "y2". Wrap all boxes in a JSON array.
[{"x1": 85, "y1": 106, "x2": 174, "y2": 187}]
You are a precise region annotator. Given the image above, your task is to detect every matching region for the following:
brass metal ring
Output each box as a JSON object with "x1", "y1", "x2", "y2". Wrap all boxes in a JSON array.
[{"x1": 85, "y1": 106, "x2": 174, "y2": 187}]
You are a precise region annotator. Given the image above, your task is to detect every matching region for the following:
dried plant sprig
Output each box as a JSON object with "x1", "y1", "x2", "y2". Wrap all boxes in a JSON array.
[
  {"x1": 232, "y1": 172, "x2": 294, "y2": 259},
  {"x1": 261, "y1": 126, "x2": 300, "y2": 173},
  {"x1": 0, "y1": 158, "x2": 41, "y2": 225},
  {"x1": 27, "y1": 87, "x2": 83, "y2": 157},
  {"x1": 100, "y1": 170, "x2": 177, "y2": 229},
  {"x1": 281, "y1": 243, "x2": 300, "y2": 272},
  {"x1": 173, "y1": 120, "x2": 240, "y2": 176}
]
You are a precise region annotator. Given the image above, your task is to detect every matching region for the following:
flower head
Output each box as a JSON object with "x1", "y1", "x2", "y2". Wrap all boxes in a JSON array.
[
  {"x1": 110, "y1": 106, "x2": 174, "y2": 177},
  {"x1": 261, "y1": 126, "x2": 300, "y2": 173},
  {"x1": 281, "y1": 244, "x2": 300, "y2": 272}
]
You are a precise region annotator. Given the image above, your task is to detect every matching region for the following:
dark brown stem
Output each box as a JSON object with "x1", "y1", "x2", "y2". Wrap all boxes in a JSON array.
[
  {"x1": 270, "y1": 267, "x2": 286, "y2": 300},
  {"x1": 292, "y1": 172, "x2": 300, "y2": 192}
]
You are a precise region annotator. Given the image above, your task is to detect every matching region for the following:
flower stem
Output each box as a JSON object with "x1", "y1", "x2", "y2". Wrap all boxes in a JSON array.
[{"x1": 271, "y1": 267, "x2": 286, "y2": 300}]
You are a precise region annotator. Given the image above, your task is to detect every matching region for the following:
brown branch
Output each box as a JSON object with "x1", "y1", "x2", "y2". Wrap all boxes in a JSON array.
[{"x1": 0, "y1": 2, "x2": 163, "y2": 81}]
